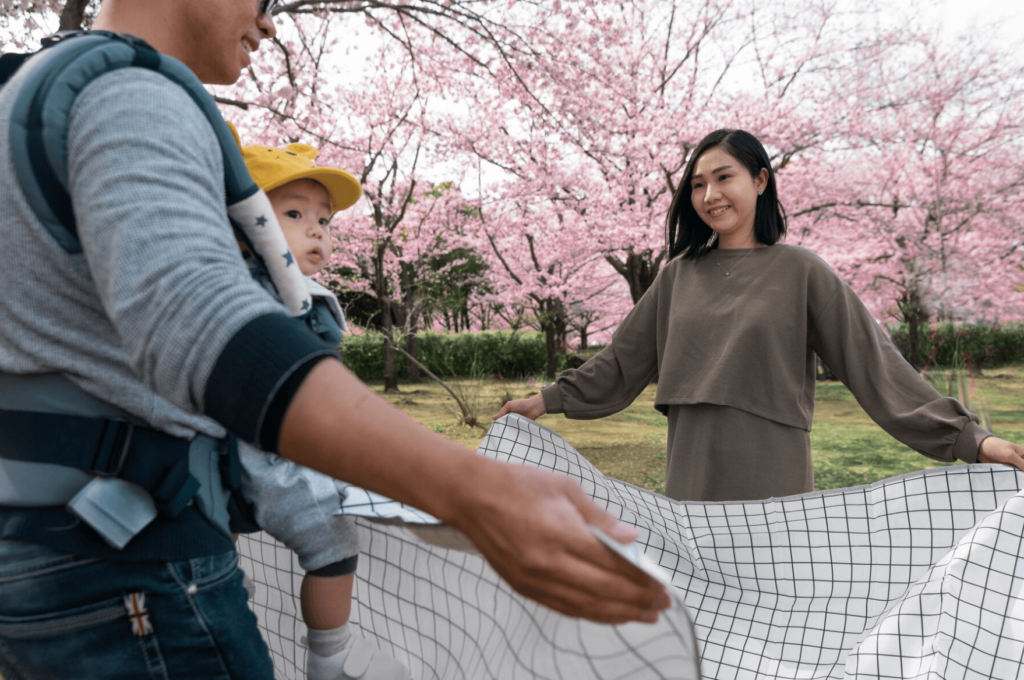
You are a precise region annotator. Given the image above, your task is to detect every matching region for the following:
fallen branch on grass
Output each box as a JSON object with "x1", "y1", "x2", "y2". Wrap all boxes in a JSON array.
[{"x1": 393, "y1": 345, "x2": 480, "y2": 428}]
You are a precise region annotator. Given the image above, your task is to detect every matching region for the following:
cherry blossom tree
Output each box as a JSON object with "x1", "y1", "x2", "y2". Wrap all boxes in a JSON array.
[
  {"x1": 7, "y1": 0, "x2": 1022, "y2": 370},
  {"x1": 437, "y1": 0, "x2": 899, "y2": 302},
  {"x1": 795, "y1": 29, "x2": 1024, "y2": 366}
]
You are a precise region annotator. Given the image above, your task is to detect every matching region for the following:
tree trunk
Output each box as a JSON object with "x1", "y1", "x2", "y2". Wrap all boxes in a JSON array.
[
  {"x1": 540, "y1": 296, "x2": 567, "y2": 379},
  {"x1": 381, "y1": 298, "x2": 399, "y2": 393},
  {"x1": 579, "y1": 325, "x2": 589, "y2": 350},
  {"x1": 406, "y1": 314, "x2": 420, "y2": 383},
  {"x1": 59, "y1": 0, "x2": 90, "y2": 30},
  {"x1": 605, "y1": 248, "x2": 666, "y2": 304},
  {"x1": 544, "y1": 321, "x2": 557, "y2": 379},
  {"x1": 899, "y1": 287, "x2": 929, "y2": 369}
]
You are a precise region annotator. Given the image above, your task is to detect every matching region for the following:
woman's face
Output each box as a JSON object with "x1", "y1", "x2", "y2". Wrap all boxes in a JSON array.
[{"x1": 689, "y1": 147, "x2": 767, "y2": 247}]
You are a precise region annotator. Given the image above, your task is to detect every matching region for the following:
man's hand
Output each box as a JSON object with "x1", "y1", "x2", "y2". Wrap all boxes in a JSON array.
[
  {"x1": 449, "y1": 463, "x2": 670, "y2": 624},
  {"x1": 978, "y1": 436, "x2": 1024, "y2": 471},
  {"x1": 493, "y1": 392, "x2": 547, "y2": 421}
]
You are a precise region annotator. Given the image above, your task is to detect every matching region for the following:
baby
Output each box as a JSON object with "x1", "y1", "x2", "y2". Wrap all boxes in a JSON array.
[{"x1": 234, "y1": 134, "x2": 409, "y2": 680}]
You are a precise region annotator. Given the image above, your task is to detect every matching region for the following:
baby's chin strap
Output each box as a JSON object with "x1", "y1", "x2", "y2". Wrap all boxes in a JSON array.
[{"x1": 228, "y1": 190, "x2": 312, "y2": 317}]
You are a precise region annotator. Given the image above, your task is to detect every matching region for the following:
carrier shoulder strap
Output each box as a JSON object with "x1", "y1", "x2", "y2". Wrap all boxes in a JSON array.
[{"x1": 7, "y1": 31, "x2": 258, "y2": 254}]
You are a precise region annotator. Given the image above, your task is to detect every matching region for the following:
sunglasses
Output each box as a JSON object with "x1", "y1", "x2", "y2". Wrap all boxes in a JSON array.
[{"x1": 261, "y1": 0, "x2": 280, "y2": 15}]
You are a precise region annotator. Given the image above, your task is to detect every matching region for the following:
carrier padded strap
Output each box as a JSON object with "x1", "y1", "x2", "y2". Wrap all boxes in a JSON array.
[
  {"x1": 0, "y1": 409, "x2": 199, "y2": 518},
  {"x1": 0, "y1": 410, "x2": 129, "y2": 471},
  {"x1": 0, "y1": 53, "x2": 32, "y2": 85},
  {"x1": 9, "y1": 31, "x2": 259, "y2": 255}
]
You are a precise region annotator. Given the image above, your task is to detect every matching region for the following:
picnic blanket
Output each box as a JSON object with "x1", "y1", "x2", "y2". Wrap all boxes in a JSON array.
[{"x1": 238, "y1": 414, "x2": 1024, "y2": 679}]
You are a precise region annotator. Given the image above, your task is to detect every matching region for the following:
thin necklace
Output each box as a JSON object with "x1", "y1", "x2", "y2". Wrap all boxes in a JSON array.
[{"x1": 716, "y1": 248, "x2": 756, "y2": 277}]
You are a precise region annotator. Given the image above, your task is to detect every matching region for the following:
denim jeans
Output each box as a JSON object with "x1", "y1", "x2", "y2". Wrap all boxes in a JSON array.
[{"x1": 0, "y1": 539, "x2": 274, "y2": 680}]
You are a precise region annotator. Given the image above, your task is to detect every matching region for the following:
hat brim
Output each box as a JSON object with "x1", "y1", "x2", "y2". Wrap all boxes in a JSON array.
[{"x1": 262, "y1": 167, "x2": 363, "y2": 213}]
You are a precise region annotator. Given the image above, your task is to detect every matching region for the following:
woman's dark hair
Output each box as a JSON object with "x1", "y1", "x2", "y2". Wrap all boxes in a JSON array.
[{"x1": 666, "y1": 129, "x2": 787, "y2": 260}]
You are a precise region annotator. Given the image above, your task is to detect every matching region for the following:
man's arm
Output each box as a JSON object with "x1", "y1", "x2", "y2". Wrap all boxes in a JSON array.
[{"x1": 280, "y1": 359, "x2": 670, "y2": 623}]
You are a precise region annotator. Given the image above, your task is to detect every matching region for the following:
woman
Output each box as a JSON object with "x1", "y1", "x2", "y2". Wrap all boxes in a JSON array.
[{"x1": 495, "y1": 129, "x2": 1024, "y2": 501}]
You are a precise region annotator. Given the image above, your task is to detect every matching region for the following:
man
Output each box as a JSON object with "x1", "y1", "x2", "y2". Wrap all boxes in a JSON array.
[{"x1": 0, "y1": 1, "x2": 667, "y2": 677}]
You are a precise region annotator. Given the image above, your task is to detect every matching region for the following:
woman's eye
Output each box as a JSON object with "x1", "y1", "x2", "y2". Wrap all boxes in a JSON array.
[
  {"x1": 718, "y1": 174, "x2": 730, "y2": 182},
  {"x1": 691, "y1": 182, "x2": 704, "y2": 190},
  {"x1": 285, "y1": 210, "x2": 301, "y2": 219},
  {"x1": 319, "y1": 218, "x2": 330, "y2": 227}
]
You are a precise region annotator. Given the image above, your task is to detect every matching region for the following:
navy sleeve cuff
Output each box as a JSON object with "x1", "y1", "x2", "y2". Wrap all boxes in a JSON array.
[{"x1": 204, "y1": 312, "x2": 338, "y2": 451}]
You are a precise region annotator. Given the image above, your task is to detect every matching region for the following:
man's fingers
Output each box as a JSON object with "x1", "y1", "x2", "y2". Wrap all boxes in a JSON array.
[{"x1": 502, "y1": 551, "x2": 669, "y2": 623}]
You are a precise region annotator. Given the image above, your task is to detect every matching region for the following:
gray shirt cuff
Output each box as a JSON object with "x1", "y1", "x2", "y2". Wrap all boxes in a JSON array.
[
  {"x1": 953, "y1": 420, "x2": 992, "y2": 464},
  {"x1": 542, "y1": 384, "x2": 564, "y2": 415}
]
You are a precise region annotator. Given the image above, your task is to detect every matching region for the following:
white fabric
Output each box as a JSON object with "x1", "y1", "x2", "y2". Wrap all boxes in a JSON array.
[
  {"x1": 228, "y1": 190, "x2": 312, "y2": 317},
  {"x1": 238, "y1": 414, "x2": 1024, "y2": 679},
  {"x1": 306, "y1": 278, "x2": 348, "y2": 333}
]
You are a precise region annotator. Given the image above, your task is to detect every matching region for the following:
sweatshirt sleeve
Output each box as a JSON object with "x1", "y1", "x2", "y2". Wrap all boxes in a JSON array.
[
  {"x1": 68, "y1": 69, "x2": 336, "y2": 449},
  {"x1": 542, "y1": 282, "x2": 659, "y2": 419},
  {"x1": 808, "y1": 280, "x2": 991, "y2": 464}
]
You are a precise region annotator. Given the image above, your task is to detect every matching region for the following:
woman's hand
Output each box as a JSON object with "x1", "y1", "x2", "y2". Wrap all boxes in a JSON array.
[
  {"x1": 978, "y1": 436, "x2": 1024, "y2": 471},
  {"x1": 493, "y1": 392, "x2": 547, "y2": 421}
]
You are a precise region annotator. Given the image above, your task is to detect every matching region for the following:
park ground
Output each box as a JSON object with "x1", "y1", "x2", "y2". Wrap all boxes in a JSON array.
[{"x1": 372, "y1": 365, "x2": 1024, "y2": 493}]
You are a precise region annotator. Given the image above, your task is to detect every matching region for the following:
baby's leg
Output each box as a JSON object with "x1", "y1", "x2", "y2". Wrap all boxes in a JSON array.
[
  {"x1": 302, "y1": 570, "x2": 409, "y2": 680},
  {"x1": 301, "y1": 572, "x2": 355, "y2": 630},
  {"x1": 238, "y1": 450, "x2": 409, "y2": 679}
]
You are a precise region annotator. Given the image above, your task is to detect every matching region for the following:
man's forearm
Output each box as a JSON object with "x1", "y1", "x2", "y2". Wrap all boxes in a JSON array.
[{"x1": 277, "y1": 357, "x2": 495, "y2": 524}]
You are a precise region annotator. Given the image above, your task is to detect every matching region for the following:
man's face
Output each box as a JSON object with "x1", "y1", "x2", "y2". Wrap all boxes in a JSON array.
[{"x1": 180, "y1": 0, "x2": 277, "y2": 85}]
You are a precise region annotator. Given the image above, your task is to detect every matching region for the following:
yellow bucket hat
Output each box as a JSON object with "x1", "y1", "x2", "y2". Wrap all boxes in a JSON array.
[{"x1": 228, "y1": 122, "x2": 362, "y2": 212}]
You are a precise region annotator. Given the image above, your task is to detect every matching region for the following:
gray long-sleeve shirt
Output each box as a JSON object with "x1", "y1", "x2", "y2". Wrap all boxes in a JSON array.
[
  {"x1": 0, "y1": 63, "x2": 284, "y2": 439},
  {"x1": 543, "y1": 245, "x2": 990, "y2": 499},
  {"x1": 0, "y1": 48, "x2": 340, "y2": 559}
]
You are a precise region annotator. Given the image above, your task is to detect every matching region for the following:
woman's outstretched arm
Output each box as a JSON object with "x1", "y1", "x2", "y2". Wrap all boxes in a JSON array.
[
  {"x1": 809, "y1": 281, "x2": 1024, "y2": 471},
  {"x1": 495, "y1": 283, "x2": 661, "y2": 422}
]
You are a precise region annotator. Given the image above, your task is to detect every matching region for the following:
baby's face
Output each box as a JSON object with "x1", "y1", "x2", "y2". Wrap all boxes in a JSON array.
[{"x1": 266, "y1": 179, "x2": 333, "y2": 276}]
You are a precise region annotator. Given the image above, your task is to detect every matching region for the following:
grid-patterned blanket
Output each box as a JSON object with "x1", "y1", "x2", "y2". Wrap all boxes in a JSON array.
[{"x1": 238, "y1": 414, "x2": 1024, "y2": 679}]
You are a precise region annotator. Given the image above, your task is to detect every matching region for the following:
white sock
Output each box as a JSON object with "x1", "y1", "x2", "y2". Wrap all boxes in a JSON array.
[
  {"x1": 305, "y1": 625, "x2": 411, "y2": 680},
  {"x1": 306, "y1": 622, "x2": 353, "y2": 659}
]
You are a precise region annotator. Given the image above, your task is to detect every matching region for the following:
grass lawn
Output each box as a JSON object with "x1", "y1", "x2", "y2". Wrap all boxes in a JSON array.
[{"x1": 372, "y1": 364, "x2": 1024, "y2": 494}]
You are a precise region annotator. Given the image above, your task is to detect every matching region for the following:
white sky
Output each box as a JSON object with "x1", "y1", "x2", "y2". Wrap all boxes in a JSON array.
[{"x1": 934, "y1": 0, "x2": 1024, "y2": 48}]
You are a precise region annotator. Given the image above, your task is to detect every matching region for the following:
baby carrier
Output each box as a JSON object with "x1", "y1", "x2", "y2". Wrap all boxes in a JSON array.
[{"x1": 0, "y1": 31, "x2": 324, "y2": 548}]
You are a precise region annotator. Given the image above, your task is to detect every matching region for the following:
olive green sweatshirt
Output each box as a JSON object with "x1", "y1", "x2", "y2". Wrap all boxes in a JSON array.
[{"x1": 543, "y1": 244, "x2": 989, "y2": 479}]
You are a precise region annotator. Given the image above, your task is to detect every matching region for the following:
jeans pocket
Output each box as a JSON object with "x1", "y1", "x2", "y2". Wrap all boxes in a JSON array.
[
  {"x1": 0, "y1": 595, "x2": 124, "y2": 638},
  {"x1": 0, "y1": 596, "x2": 168, "y2": 680},
  {"x1": 0, "y1": 539, "x2": 97, "y2": 583},
  {"x1": 172, "y1": 549, "x2": 240, "y2": 591}
]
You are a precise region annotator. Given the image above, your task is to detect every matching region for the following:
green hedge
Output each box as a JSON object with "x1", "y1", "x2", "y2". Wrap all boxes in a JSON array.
[
  {"x1": 886, "y1": 322, "x2": 1024, "y2": 369},
  {"x1": 343, "y1": 324, "x2": 1023, "y2": 381},
  {"x1": 341, "y1": 330, "x2": 567, "y2": 381}
]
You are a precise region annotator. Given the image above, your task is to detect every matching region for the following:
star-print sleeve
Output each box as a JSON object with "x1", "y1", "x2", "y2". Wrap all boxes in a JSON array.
[{"x1": 68, "y1": 69, "x2": 335, "y2": 448}]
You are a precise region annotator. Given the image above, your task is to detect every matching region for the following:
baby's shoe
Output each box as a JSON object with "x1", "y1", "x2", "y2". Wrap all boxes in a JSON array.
[{"x1": 304, "y1": 623, "x2": 410, "y2": 680}]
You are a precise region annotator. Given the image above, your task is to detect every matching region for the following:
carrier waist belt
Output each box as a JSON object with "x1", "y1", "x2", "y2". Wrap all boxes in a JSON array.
[{"x1": 0, "y1": 409, "x2": 201, "y2": 518}]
